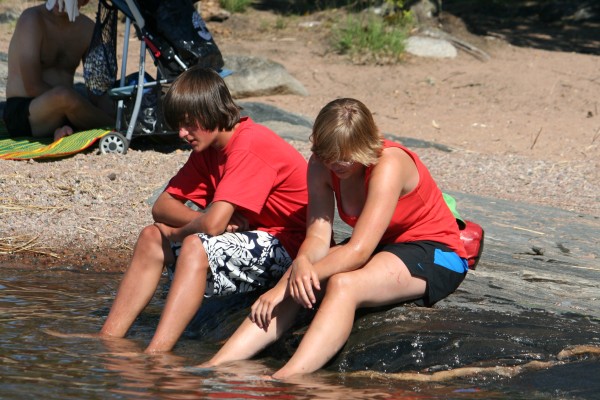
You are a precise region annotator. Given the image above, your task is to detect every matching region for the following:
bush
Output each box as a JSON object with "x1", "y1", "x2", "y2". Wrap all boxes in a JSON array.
[{"x1": 333, "y1": 2, "x2": 414, "y2": 64}]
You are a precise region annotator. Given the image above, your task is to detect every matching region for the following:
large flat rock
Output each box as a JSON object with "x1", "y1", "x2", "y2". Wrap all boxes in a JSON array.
[{"x1": 408, "y1": 192, "x2": 599, "y2": 318}]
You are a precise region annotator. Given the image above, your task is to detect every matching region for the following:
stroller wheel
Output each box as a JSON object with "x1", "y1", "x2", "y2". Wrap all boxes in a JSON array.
[{"x1": 99, "y1": 132, "x2": 129, "y2": 155}]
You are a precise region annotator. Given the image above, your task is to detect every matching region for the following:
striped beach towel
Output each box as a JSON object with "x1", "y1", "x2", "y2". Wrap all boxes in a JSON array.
[{"x1": 0, "y1": 120, "x2": 111, "y2": 160}]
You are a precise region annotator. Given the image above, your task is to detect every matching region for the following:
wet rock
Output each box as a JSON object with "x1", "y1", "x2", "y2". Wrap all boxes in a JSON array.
[{"x1": 183, "y1": 189, "x2": 600, "y2": 374}]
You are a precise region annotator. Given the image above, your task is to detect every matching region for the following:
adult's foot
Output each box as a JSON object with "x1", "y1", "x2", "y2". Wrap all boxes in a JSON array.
[{"x1": 54, "y1": 125, "x2": 74, "y2": 141}]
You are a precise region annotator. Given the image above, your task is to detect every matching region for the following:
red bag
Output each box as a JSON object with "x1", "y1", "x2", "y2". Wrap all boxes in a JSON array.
[{"x1": 459, "y1": 220, "x2": 484, "y2": 269}]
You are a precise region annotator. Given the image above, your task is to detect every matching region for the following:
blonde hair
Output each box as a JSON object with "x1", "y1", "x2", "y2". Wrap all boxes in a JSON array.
[{"x1": 310, "y1": 98, "x2": 383, "y2": 166}]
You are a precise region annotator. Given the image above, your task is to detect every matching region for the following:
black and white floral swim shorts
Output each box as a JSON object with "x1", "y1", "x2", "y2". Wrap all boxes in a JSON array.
[{"x1": 169, "y1": 231, "x2": 292, "y2": 297}]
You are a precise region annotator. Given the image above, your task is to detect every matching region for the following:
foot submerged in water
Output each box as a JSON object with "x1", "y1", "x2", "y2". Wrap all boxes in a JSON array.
[{"x1": 43, "y1": 328, "x2": 102, "y2": 339}]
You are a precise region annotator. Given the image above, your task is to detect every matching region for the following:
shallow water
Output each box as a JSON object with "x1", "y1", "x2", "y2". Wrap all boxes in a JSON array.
[{"x1": 1, "y1": 267, "x2": 599, "y2": 400}]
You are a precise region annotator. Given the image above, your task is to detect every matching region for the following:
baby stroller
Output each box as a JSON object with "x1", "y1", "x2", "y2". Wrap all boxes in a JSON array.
[{"x1": 85, "y1": 0, "x2": 225, "y2": 154}]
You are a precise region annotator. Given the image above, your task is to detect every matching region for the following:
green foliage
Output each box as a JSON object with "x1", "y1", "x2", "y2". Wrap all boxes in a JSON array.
[
  {"x1": 220, "y1": 0, "x2": 253, "y2": 13},
  {"x1": 385, "y1": 0, "x2": 406, "y2": 10},
  {"x1": 382, "y1": 0, "x2": 411, "y2": 24},
  {"x1": 333, "y1": 8, "x2": 413, "y2": 64}
]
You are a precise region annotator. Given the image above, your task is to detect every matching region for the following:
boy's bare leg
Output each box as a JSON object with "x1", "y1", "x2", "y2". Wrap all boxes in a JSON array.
[
  {"x1": 100, "y1": 225, "x2": 173, "y2": 338},
  {"x1": 144, "y1": 235, "x2": 210, "y2": 353}
]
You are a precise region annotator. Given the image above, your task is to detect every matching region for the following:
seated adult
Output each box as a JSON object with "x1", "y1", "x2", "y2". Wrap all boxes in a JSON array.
[
  {"x1": 202, "y1": 98, "x2": 469, "y2": 378},
  {"x1": 3, "y1": 0, "x2": 114, "y2": 142}
]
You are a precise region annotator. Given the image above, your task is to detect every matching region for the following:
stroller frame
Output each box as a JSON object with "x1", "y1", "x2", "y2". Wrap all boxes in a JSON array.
[{"x1": 99, "y1": 0, "x2": 218, "y2": 154}]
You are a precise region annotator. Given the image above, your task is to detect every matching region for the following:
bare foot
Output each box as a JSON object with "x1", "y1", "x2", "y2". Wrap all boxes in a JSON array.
[
  {"x1": 53, "y1": 125, "x2": 74, "y2": 141},
  {"x1": 43, "y1": 329, "x2": 145, "y2": 354},
  {"x1": 43, "y1": 328, "x2": 103, "y2": 339},
  {"x1": 193, "y1": 361, "x2": 215, "y2": 369}
]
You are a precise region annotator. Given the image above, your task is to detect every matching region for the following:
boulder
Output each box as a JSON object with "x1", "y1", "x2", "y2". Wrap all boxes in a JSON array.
[
  {"x1": 223, "y1": 55, "x2": 309, "y2": 98},
  {"x1": 405, "y1": 36, "x2": 457, "y2": 58}
]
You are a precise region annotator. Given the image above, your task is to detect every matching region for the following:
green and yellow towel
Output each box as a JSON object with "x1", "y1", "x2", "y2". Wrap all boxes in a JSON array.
[{"x1": 0, "y1": 120, "x2": 110, "y2": 160}]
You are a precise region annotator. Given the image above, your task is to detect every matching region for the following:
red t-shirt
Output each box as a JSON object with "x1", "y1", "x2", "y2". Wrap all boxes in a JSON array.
[
  {"x1": 332, "y1": 139, "x2": 467, "y2": 258},
  {"x1": 165, "y1": 117, "x2": 308, "y2": 258}
]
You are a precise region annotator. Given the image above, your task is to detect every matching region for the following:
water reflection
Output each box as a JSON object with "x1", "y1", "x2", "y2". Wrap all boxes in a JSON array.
[{"x1": 1, "y1": 267, "x2": 599, "y2": 399}]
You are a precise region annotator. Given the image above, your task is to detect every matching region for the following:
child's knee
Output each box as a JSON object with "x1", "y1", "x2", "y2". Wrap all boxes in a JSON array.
[
  {"x1": 138, "y1": 224, "x2": 162, "y2": 242},
  {"x1": 178, "y1": 235, "x2": 208, "y2": 268}
]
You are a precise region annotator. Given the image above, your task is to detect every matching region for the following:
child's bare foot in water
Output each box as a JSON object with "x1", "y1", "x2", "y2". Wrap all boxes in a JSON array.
[
  {"x1": 54, "y1": 125, "x2": 74, "y2": 141},
  {"x1": 43, "y1": 329, "x2": 103, "y2": 339}
]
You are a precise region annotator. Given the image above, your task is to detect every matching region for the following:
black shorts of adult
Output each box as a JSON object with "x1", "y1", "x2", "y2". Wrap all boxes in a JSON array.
[
  {"x1": 3, "y1": 97, "x2": 34, "y2": 137},
  {"x1": 336, "y1": 238, "x2": 468, "y2": 307}
]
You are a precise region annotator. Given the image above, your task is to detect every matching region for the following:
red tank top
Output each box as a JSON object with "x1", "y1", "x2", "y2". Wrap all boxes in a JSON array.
[{"x1": 331, "y1": 140, "x2": 467, "y2": 258}]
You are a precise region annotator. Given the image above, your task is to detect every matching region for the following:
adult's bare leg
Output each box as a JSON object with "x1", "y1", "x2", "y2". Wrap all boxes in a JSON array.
[
  {"x1": 89, "y1": 92, "x2": 117, "y2": 119},
  {"x1": 202, "y1": 297, "x2": 302, "y2": 366},
  {"x1": 100, "y1": 225, "x2": 173, "y2": 338},
  {"x1": 29, "y1": 86, "x2": 114, "y2": 137},
  {"x1": 273, "y1": 252, "x2": 427, "y2": 379},
  {"x1": 145, "y1": 234, "x2": 210, "y2": 353}
]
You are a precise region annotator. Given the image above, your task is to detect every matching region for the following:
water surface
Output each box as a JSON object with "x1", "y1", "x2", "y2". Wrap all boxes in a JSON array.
[{"x1": 1, "y1": 267, "x2": 599, "y2": 399}]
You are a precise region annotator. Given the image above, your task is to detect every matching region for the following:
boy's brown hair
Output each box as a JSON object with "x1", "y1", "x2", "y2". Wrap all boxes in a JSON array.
[{"x1": 163, "y1": 66, "x2": 241, "y2": 132}]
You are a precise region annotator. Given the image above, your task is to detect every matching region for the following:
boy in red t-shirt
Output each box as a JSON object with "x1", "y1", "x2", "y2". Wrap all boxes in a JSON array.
[{"x1": 98, "y1": 66, "x2": 308, "y2": 353}]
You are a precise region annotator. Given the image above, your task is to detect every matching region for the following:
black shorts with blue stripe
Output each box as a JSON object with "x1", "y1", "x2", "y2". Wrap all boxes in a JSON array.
[{"x1": 375, "y1": 240, "x2": 468, "y2": 307}]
